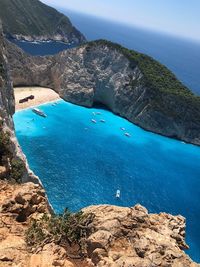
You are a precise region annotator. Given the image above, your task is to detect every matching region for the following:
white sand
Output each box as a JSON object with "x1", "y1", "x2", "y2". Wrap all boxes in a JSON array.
[{"x1": 14, "y1": 87, "x2": 60, "y2": 110}]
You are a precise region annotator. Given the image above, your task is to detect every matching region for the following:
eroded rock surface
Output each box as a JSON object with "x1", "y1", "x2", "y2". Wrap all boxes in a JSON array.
[
  {"x1": 0, "y1": 181, "x2": 199, "y2": 267},
  {"x1": 6, "y1": 40, "x2": 200, "y2": 146},
  {"x1": 0, "y1": 181, "x2": 91, "y2": 267},
  {"x1": 83, "y1": 204, "x2": 199, "y2": 267}
]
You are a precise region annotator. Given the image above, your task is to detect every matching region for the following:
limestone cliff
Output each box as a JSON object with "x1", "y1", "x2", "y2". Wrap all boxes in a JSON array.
[{"x1": 7, "y1": 39, "x2": 200, "y2": 146}]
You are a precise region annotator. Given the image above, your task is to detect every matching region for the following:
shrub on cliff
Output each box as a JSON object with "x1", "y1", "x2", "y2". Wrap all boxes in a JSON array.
[
  {"x1": 0, "y1": 127, "x2": 10, "y2": 165},
  {"x1": 10, "y1": 158, "x2": 25, "y2": 183},
  {"x1": 26, "y1": 209, "x2": 95, "y2": 257}
]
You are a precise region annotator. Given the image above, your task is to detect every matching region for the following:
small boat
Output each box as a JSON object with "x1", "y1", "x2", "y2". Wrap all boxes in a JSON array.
[
  {"x1": 92, "y1": 112, "x2": 96, "y2": 116},
  {"x1": 120, "y1": 127, "x2": 125, "y2": 131},
  {"x1": 116, "y1": 190, "x2": 120, "y2": 198},
  {"x1": 100, "y1": 119, "x2": 106, "y2": 123},
  {"x1": 91, "y1": 119, "x2": 97, "y2": 123},
  {"x1": 32, "y1": 108, "x2": 47, "y2": 118},
  {"x1": 124, "y1": 132, "x2": 131, "y2": 137},
  {"x1": 96, "y1": 112, "x2": 101, "y2": 115}
]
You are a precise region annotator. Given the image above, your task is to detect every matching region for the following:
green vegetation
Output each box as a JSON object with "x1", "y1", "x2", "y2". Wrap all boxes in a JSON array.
[
  {"x1": 10, "y1": 158, "x2": 25, "y2": 182},
  {"x1": 0, "y1": 120, "x2": 25, "y2": 182},
  {"x1": 86, "y1": 40, "x2": 195, "y2": 97},
  {"x1": 0, "y1": 121, "x2": 10, "y2": 165},
  {"x1": 0, "y1": 54, "x2": 6, "y2": 78},
  {"x1": 0, "y1": 0, "x2": 84, "y2": 42},
  {"x1": 0, "y1": 62, "x2": 4, "y2": 75},
  {"x1": 86, "y1": 40, "x2": 200, "y2": 121},
  {"x1": 26, "y1": 209, "x2": 94, "y2": 256}
]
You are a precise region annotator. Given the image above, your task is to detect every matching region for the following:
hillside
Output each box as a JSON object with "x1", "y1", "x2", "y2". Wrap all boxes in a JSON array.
[
  {"x1": 0, "y1": 0, "x2": 85, "y2": 43},
  {"x1": 6, "y1": 39, "x2": 200, "y2": 145}
]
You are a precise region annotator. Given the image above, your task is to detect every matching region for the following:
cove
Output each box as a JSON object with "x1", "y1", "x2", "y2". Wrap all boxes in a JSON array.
[{"x1": 13, "y1": 100, "x2": 200, "y2": 262}]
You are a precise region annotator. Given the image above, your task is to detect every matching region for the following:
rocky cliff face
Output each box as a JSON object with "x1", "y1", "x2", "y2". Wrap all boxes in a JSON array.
[
  {"x1": 0, "y1": 23, "x2": 14, "y2": 126},
  {"x1": 0, "y1": 23, "x2": 42, "y2": 184},
  {"x1": 83, "y1": 205, "x2": 198, "y2": 267},
  {"x1": 7, "y1": 40, "x2": 200, "y2": 146},
  {"x1": 0, "y1": 0, "x2": 86, "y2": 44}
]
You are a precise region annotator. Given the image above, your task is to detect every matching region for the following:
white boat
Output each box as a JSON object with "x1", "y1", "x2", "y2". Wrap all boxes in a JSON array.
[
  {"x1": 120, "y1": 127, "x2": 125, "y2": 131},
  {"x1": 100, "y1": 119, "x2": 106, "y2": 123},
  {"x1": 92, "y1": 112, "x2": 96, "y2": 115},
  {"x1": 116, "y1": 190, "x2": 120, "y2": 198},
  {"x1": 32, "y1": 108, "x2": 47, "y2": 118},
  {"x1": 125, "y1": 132, "x2": 131, "y2": 137},
  {"x1": 91, "y1": 119, "x2": 97, "y2": 123}
]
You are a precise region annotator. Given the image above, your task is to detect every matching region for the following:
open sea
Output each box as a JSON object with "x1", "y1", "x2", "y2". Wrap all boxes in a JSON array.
[{"x1": 12, "y1": 11, "x2": 200, "y2": 262}]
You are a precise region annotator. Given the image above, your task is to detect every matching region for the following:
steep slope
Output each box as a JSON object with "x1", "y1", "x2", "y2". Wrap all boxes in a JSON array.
[
  {"x1": 0, "y1": 0, "x2": 85, "y2": 43},
  {"x1": 0, "y1": 23, "x2": 40, "y2": 184},
  {"x1": 7, "y1": 39, "x2": 200, "y2": 146}
]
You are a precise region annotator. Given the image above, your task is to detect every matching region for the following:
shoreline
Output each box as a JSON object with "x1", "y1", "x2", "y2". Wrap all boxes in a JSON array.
[
  {"x1": 14, "y1": 87, "x2": 60, "y2": 111},
  {"x1": 15, "y1": 99, "x2": 62, "y2": 113}
]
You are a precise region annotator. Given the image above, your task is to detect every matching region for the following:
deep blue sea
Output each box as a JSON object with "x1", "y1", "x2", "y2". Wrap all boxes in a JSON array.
[
  {"x1": 9, "y1": 38, "x2": 76, "y2": 56},
  {"x1": 14, "y1": 100, "x2": 200, "y2": 261}
]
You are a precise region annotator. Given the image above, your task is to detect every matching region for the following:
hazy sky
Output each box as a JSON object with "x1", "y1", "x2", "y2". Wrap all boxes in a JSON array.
[{"x1": 41, "y1": 0, "x2": 199, "y2": 41}]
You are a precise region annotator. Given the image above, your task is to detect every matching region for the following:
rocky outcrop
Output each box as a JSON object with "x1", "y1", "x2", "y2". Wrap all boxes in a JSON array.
[
  {"x1": 6, "y1": 40, "x2": 200, "y2": 146},
  {"x1": 0, "y1": 0, "x2": 86, "y2": 44},
  {"x1": 83, "y1": 205, "x2": 198, "y2": 267},
  {"x1": 0, "y1": 180, "x2": 199, "y2": 266},
  {"x1": 0, "y1": 180, "x2": 88, "y2": 267}
]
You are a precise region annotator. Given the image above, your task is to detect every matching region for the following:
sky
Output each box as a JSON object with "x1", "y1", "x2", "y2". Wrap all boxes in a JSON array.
[{"x1": 41, "y1": 0, "x2": 200, "y2": 42}]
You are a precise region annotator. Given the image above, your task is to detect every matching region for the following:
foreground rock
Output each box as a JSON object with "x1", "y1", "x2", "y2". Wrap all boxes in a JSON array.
[
  {"x1": 0, "y1": 180, "x2": 199, "y2": 267},
  {"x1": 7, "y1": 40, "x2": 200, "y2": 146},
  {"x1": 0, "y1": 181, "x2": 91, "y2": 267},
  {"x1": 83, "y1": 205, "x2": 198, "y2": 267}
]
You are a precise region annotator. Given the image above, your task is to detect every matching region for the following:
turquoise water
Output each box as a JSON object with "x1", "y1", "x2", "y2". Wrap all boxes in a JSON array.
[{"x1": 14, "y1": 100, "x2": 200, "y2": 261}]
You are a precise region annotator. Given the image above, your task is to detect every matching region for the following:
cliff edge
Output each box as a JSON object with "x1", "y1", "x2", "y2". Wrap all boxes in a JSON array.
[{"x1": 0, "y1": 180, "x2": 199, "y2": 267}]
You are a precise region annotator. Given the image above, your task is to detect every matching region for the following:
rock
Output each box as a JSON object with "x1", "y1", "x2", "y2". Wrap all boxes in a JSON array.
[
  {"x1": 6, "y1": 39, "x2": 200, "y2": 146},
  {"x1": 82, "y1": 205, "x2": 200, "y2": 267},
  {"x1": 1, "y1": 0, "x2": 86, "y2": 45},
  {"x1": 91, "y1": 248, "x2": 108, "y2": 265},
  {"x1": 1, "y1": 182, "x2": 50, "y2": 221},
  {"x1": 87, "y1": 230, "x2": 112, "y2": 255},
  {"x1": 0, "y1": 166, "x2": 7, "y2": 179}
]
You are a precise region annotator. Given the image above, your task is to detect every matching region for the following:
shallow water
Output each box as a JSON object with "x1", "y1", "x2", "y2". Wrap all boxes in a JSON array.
[{"x1": 14, "y1": 100, "x2": 200, "y2": 262}]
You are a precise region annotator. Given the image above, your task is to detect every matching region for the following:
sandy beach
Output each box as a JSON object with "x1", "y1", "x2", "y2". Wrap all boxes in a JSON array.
[{"x1": 14, "y1": 87, "x2": 60, "y2": 110}]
